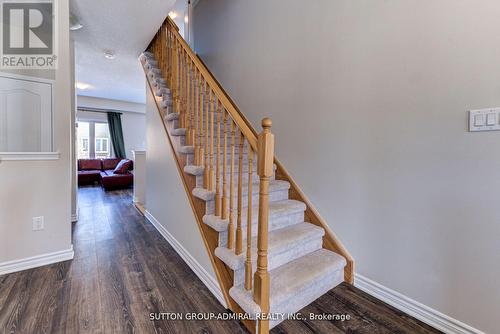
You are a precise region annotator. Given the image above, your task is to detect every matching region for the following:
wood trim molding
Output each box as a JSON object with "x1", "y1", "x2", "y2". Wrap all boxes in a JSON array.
[
  {"x1": 355, "y1": 274, "x2": 485, "y2": 334},
  {"x1": 145, "y1": 210, "x2": 226, "y2": 307},
  {"x1": 0, "y1": 246, "x2": 74, "y2": 276}
]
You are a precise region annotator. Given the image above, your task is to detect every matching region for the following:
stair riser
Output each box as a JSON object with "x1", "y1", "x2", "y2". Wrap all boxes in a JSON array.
[
  {"x1": 164, "y1": 118, "x2": 179, "y2": 129},
  {"x1": 194, "y1": 171, "x2": 275, "y2": 188},
  {"x1": 164, "y1": 119, "x2": 180, "y2": 133},
  {"x1": 170, "y1": 134, "x2": 186, "y2": 148},
  {"x1": 232, "y1": 238, "x2": 323, "y2": 287},
  {"x1": 181, "y1": 144, "x2": 250, "y2": 155},
  {"x1": 164, "y1": 128, "x2": 249, "y2": 146},
  {"x1": 185, "y1": 155, "x2": 258, "y2": 169},
  {"x1": 269, "y1": 268, "x2": 344, "y2": 329},
  {"x1": 217, "y1": 211, "x2": 305, "y2": 247},
  {"x1": 205, "y1": 189, "x2": 289, "y2": 215}
]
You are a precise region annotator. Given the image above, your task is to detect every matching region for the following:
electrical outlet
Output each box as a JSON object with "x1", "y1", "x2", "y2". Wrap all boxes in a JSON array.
[{"x1": 32, "y1": 216, "x2": 44, "y2": 231}]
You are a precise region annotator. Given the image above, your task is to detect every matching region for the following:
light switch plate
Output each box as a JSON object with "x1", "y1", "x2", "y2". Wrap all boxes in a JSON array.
[
  {"x1": 469, "y1": 108, "x2": 500, "y2": 132},
  {"x1": 32, "y1": 216, "x2": 44, "y2": 231}
]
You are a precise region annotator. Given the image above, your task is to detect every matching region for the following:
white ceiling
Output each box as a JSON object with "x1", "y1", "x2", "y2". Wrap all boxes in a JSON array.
[{"x1": 70, "y1": 0, "x2": 178, "y2": 104}]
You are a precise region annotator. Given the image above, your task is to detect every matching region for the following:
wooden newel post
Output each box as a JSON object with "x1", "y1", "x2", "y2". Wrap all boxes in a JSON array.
[{"x1": 253, "y1": 118, "x2": 274, "y2": 334}]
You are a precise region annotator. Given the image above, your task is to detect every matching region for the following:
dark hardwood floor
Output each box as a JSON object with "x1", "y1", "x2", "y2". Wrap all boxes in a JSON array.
[{"x1": 0, "y1": 186, "x2": 441, "y2": 334}]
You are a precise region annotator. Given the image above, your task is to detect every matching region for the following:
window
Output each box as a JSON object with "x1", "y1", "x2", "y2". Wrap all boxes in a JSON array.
[
  {"x1": 77, "y1": 122, "x2": 90, "y2": 159},
  {"x1": 77, "y1": 121, "x2": 112, "y2": 159},
  {"x1": 95, "y1": 138, "x2": 109, "y2": 155},
  {"x1": 94, "y1": 123, "x2": 111, "y2": 158},
  {"x1": 81, "y1": 138, "x2": 89, "y2": 152}
]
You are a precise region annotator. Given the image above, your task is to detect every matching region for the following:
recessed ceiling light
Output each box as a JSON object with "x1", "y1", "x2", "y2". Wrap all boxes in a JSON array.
[
  {"x1": 168, "y1": 11, "x2": 177, "y2": 19},
  {"x1": 69, "y1": 14, "x2": 83, "y2": 31},
  {"x1": 103, "y1": 50, "x2": 116, "y2": 59},
  {"x1": 76, "y1": 82, "x2": 92, "y2": 90}
]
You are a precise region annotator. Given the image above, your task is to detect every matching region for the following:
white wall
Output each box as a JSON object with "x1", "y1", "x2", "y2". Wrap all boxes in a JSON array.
[
  {"x1": 0, "y1": 0, "x2": 73, "y2": 266},
  {"x1": 193, "y1": 1, "x2": 500, "y2": 333},
  {"x1": 144, "y1": 85, "x2": 216, "y2": 287},
  {"x1": 76, "y1": 96, "x2": 146, "y2": 159}
]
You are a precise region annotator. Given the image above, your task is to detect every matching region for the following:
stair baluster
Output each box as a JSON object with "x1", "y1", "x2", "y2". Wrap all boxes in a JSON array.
[
  {"x1": 183, "y1": 51, "x2": 188, "y2": 141},
  {"x1": 221, "y1": 109, "x2": 228, "y2": 219},
  {"x1": 166, "y1": 25, "x2": 171, "y2": 88},
  {"x1": 190, "y1": 61, "x2": 196, "y2": 147},
  {"x1": 193, "y1": 65, "x2": 198, "y2": 164},
  {"x1": 186, "y1": 55, "x2": 192, "y2": 146},
  {"x1": 215, "y1": 100, "x2": 222, "y2": 216},
  {"x1": 158, "y1": 27, "x2": 163, "y2": 75},
  {"x1": 236, "y1": 131, "x2": 244, "y2": 255},
  {"x1": 209, "y1": 90, "x2": 215, "y2": 191},
  {"x1": 172, "y1": 40, "x2": 183, "y2": 122},
  {"x1": 254, "y1": 118, "x2": 274, "y2": 334},
  {"x1": 245, "y1": 146, "x2": 254, "y2": 290},
  {"x1": 178, "y1": 46, "x2": 183, "y2": 125},
  {"x1": 196, "y1": 70, "x2": 202, "y2": 166},
  {"x1": 185, "y1": 52, "x2": 189, "y2": 134},
  {"x1": 161, "y1": 25, "x2": 166, "y2": 76},
  {"x1": 198, "y1": 72, "x2": 204, "y2": 168},
  {"x1": 228, "y1": 120, "x2": 236, "y2": 249},
  {"x1": 179, "y1": 45, "x2": 185, "y2": 128},
  {"x1": 204, "y1": 81, "x2": 209, "y2": 188}
]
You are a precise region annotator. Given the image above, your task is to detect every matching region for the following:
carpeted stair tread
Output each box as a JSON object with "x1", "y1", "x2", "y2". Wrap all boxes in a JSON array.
[
  {"x1": 202, "y1": 199, "x2": 306, "y2": 232},
  {"x1": 192, "y1": 180, "x2": 290, "y2": 201},
  {"x1": 229, "y1": 249, "x2": 346, "y2": 328},
  {"x1": 214, "y1": 222, "x2": 324, "y2": 271}
]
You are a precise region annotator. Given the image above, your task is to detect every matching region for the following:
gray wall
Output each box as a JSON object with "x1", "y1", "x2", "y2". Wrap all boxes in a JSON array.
[{"x1": 193, "y1": 0, "x2": 500, "y2": 332}]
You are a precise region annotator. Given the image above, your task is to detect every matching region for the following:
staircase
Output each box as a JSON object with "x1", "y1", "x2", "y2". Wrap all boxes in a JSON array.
[{"x1": 142, "y1": 17, "x2": 354, "y2": 334}]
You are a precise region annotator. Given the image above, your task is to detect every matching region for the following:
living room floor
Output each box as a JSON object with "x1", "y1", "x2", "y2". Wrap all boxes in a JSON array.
[{"x1": 0, "y1": 186, "x2": 442, "y2": 333}]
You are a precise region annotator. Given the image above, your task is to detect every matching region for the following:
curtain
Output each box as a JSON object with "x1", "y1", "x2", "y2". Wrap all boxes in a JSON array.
[{"x1": 107, "y1": 112, "x2": 126, "y2": 158}]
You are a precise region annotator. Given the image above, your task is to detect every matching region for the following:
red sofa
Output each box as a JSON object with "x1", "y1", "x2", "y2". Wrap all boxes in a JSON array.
[{"x1": 78, "y1": 158, "x2": 134, "y2": 190}]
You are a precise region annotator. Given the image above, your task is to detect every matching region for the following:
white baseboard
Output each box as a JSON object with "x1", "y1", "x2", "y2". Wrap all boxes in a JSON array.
[
  {"x1": 145, "y1": 210, "x2": 226, "y2": 308},
  {"x1": 0, "y1": 246, "x2": 74, "y2": 276},
  {"x1": 355, "y1": 274, "x2": 485, "y2": 334}
]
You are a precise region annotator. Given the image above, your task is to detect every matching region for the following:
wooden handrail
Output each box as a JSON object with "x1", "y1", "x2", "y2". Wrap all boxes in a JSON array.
[{"x1": 165, "y1": 17, "x2": 258, "y2": 151}]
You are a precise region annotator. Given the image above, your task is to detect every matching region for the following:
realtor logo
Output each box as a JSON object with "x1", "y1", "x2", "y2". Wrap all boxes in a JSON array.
[{"x1": 1, "y1": 0, "x2": 57, "y2": 69}]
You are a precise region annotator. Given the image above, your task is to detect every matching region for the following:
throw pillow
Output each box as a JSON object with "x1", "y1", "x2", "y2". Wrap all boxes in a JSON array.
[{"x1": 113, "y1": 159, "x2": 132, "y2": 174}]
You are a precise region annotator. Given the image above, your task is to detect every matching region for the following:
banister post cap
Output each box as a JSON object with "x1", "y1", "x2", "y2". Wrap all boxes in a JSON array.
[{"x1": 262, "y1": 118, "x2": 272, "y2": 129}]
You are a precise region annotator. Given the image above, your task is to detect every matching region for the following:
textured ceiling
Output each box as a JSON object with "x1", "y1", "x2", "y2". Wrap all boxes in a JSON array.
[{"x1": 71, "y1": 0, "x2": 177, "y2": 104}]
